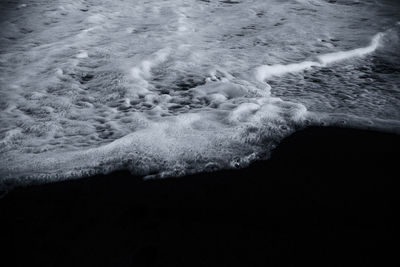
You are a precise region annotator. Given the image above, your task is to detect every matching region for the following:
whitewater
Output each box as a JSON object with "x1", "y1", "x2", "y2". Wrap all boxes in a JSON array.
[{"x1": 1, "y1": 0, "x2": 400, "y2": 188}]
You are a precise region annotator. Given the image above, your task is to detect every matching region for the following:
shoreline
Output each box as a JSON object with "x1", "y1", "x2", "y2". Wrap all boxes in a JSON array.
[{"x1": 1, "y1": 126, "x2": 398, "y2": 266}]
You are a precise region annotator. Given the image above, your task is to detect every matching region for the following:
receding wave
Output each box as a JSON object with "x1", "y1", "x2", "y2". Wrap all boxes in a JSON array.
[{"x1": 1, "y1": 0, "x2": 399, "y2": 189}]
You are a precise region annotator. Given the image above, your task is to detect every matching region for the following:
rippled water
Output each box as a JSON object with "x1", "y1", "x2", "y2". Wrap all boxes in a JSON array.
[{"x1": 1, "y1": 0, "x2": 400, "y2": 187}]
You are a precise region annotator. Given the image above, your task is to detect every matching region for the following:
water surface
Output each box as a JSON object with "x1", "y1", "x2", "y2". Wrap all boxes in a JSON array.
[{"x1": 1, "y1": 0, "x2": 399, "y2": 186}]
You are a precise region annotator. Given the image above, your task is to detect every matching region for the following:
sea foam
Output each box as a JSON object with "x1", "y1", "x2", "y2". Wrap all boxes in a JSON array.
[{"x1": 255, "y1": 33, "x2": 384, "y2": 82}]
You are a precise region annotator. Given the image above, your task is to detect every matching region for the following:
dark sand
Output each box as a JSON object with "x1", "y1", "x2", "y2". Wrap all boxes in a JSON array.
[{"x1": 0, "y1": 126, "x2": 398, "y2": 267}]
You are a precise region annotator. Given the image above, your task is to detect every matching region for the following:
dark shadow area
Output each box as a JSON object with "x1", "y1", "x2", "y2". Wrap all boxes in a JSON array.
[{"x1": 0, "y1": 126, "x2": 398, "y2": 266}]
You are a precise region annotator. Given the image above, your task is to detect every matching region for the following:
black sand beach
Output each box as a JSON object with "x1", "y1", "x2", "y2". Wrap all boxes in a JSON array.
[{"x1": 1, "y1": 126, "x2": 398, "y2": 267}]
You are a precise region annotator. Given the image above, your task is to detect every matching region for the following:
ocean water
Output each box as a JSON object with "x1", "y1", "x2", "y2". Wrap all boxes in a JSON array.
[{"x1": 1, "y1": 0, "x2": 399, "y2": 187}]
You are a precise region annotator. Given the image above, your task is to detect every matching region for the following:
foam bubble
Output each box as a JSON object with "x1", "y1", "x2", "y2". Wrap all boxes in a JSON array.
[
  {"x1": 76, "y1": 51, "x2": 88, "y2": 59},
  {"x1": 130, "y1": 48, "x2": 171, "y2": 82},
  {"x1": 17, "y1": 4, "x2": 27, "y2": 9}
]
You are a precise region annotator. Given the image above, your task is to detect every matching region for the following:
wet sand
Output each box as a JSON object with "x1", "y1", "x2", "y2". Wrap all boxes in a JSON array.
[{"x1": 0, "y1": 126, "x2": 398, "y2": 267}]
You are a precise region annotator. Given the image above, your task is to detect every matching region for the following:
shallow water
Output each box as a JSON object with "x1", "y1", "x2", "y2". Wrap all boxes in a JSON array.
[{"x1": 1, "y1": 0, "x2": 399, "y2": 187}]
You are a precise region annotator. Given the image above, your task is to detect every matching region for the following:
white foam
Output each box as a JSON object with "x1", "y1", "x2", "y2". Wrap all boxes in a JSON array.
[
  {"x1": 0, "y1": 96, "x2": 309, "y2": 187},
  {"x1": 255, "y1": 61, "x2": 317, "y2": 81},
  {"x1": 255, "y1": 33, "x2": 384, "y2": 81},
  {"x1": 230, "y1": 103, "x2": 261, "y2": 122},
  {"x1": 126, "y1": 27, "x2": 135, "y2": 34},
  {"x1": 76, "y1": 51, "x2": 88, "y2": 59},
  {"x1": 317, "y1": 33, "x2": 383, "y2": 65},
  {"x1": 130, "y1": 48, "x2": 171, "y2": 81}
]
